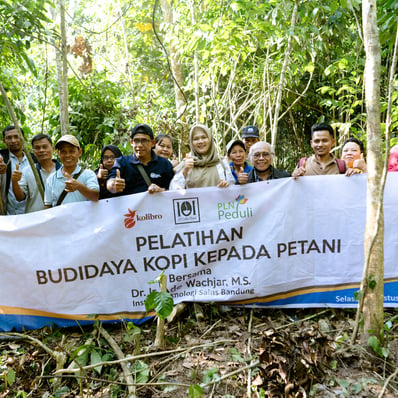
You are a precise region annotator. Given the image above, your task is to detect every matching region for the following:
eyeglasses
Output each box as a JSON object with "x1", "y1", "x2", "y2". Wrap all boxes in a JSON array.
[
  {"x1": 253, "y1": 152, "x2": 272, "y2": 159},
  {"x1": 103, "y1": 155, "x2": 115, "y2": 161},
  {"x1": 132, "y1": 138, "x2": 151, "y2": 145}
]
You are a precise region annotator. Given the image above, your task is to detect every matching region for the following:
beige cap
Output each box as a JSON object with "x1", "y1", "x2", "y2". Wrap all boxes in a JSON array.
[{"x1": 55, "y1": 134, "x2": 81, "y2": 149}]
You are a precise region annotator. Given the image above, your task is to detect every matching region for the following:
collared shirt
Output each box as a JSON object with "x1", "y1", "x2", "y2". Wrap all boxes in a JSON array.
[
  {"x1": 44, "y1": 165, "x2": 99, "y2": 207},
  {"x1": 246, "y1": 165, "x2": 291, "y2": 183},
  {"x1": 302, "y1": 154, "x2": 342, "y2": 176},
  {"x1": 19, "y1": 160, "x2": 61, "y2": 213},
  {"x1": 108, "y1": 151, "x2": 174, "y2": 195},
  {"x1": 7, "y1": 152, "x2": 29, "y2": 215}
]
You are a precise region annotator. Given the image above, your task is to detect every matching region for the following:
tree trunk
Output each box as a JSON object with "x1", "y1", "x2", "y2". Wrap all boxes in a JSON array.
[
  {"x1": 360, "y1": 0, "x2": 384, "y2": 345},
  {"x1": 270, "y1": 0, "x2": 298, "y2": 148},
  {"x1": 53, "y1": 0, "x2": 70, "y2": 135},
  {"x1": 159, "y1": 0, "x2": 188, "y2": 153}
]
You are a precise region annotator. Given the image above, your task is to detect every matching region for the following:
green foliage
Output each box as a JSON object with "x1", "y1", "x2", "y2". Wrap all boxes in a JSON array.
[
  {"x1": 131, "y1": 359, "x2": 150, "y2": 383},
  {"x1": 188, "y1": 384, "x2": 203, "y2": 398},
  {"x1": 368, "y1": 335, "x2": 389, "y2": 358},
  {"x1": 1, "y1": 0, "x2": 397, "y2": 173},
  {"x1": 0, "y1": 0, "x2": 52, "y2": 69},
  {"x1": 145, "y1": 290, "x2": 174, "y2": 320},
  {"x1": 145, "y1": 272, "x2": 174, "y2": 319},
  {"x1": 229, "y1": 347, "x2": 245, "y2": 362},
  {"x1": 202, "y1": 367, "x2": 220, "y2": 384}
]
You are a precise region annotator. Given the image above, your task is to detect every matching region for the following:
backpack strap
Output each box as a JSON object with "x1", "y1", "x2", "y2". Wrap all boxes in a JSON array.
[
  {"x1": 336, "y1": 158, "x2": 347, "y2": 174},
  {"x1": 36, "y1": 163, "x2": 45, "y2": 191},
  {"x1": 136, "y1": 164, "x2": 152, "y2": 187},
  {"x1": 56, "y1": 169, "x2": 84, "y2": 206}
]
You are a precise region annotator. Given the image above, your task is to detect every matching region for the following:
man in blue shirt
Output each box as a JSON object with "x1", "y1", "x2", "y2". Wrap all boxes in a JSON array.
[{"x1": 107, "y1": 124, "x2": 174, "y2": 195}]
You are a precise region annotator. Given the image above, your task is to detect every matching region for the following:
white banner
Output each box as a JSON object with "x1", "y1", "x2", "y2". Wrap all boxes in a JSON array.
[{"x1": 1, "y1": 173, "x2": 397, "y2": 331}]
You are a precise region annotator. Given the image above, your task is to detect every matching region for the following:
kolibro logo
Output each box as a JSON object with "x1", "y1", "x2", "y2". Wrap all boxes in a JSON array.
[
  {"x1": 217, "y1": 194, "x2": 253, "y2": 220},
  {"x1": 124, "y1": 208, "x2": 163, "y2": 229}
]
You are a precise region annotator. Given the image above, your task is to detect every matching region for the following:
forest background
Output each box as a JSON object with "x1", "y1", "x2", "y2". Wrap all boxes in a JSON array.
[{"x1": 1, "y1": 0, "x2": 398, "y2": 172}]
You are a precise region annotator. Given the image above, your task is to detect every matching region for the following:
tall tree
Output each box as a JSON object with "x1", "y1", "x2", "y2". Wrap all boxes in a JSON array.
[
  {"x1": 357, "y1": 0, "x2": 384, "y2": 345},
  {"x1": 53, "y1": 0, "x2": 70, "y2": 135}
]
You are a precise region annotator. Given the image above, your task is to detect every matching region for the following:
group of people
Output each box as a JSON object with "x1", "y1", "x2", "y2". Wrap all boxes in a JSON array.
[{"x1": 0, "y1": 121, "x2": 396, "y2": 216}]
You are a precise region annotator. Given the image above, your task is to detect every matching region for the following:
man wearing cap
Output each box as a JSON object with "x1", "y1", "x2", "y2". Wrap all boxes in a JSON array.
[
  {"x1": 107, "y1": 124, "x2": 174, "y2": 195},
  {"x1": 241, "y1": 125, "x2": 260, "y2": 154},
  {"x1": 226, "y1": 139, "x2": 252, "y2": 183},
  {"x1": 237, "y1": 141, "x2": 290, "y2": 184},
  {"x1": 44, "y1": 134, "x2": 99, "y2": 207}
]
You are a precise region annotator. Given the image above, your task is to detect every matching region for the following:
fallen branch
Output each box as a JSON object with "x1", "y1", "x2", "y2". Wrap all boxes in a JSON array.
[
  {"x1": 378, "y1": 366, "x2": 398, "y2": 398},
  {"x1": 98, "y1": 325, "x2": 136, "y2": 397},
  {"x1": 54, "y1": 339, "x2": 236, "y2": 374},
  {"x1": 38, "y1": 374, "x2": 190, "y2": 388},
  {"x1": 1, "y1": 332, "x2": 67, "y2": 372},
  {"x1": 200, "y1": 360, "x2": 260, "y2": 388}
]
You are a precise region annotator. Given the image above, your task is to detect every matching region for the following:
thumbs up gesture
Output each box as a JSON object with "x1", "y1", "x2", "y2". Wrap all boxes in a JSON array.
[
  {"x1": 64, "y1": 171, "x2": 78, "y2": 192},
  {"x1": 183, "y1": 153, "x2": 195, "y2": 177},
  {"x1": 237, "y1": 166, "x2": 249, "y2": 184},
  {"x1": 0, "y1": 155, "x2": 5, "y2": 174},
  {"x1": 353, "y1": 153, "x2": 367, "y2": 173},
  {"x1": 113, "y1": 169, "x2": 126, "y2": 193},
  {"x1": 292, "y1": 158, "x2": 306, "y2": 179},
  {"x1": 97, "y1": 163, "x2": 108, "y2": 180},
  {"x1": 12, "y1": 163, "x2": 22, "y2": 183}
]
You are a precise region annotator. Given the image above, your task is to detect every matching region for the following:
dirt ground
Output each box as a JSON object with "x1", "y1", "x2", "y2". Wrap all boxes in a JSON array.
[{"x1": 0, "y1": 306, "x2": 397, "y2": 397}]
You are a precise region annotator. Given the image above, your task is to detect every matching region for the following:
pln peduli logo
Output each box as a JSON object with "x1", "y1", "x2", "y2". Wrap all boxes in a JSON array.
[{"x1": 217, "y1": 194, "x2": 253, "y2": 220}]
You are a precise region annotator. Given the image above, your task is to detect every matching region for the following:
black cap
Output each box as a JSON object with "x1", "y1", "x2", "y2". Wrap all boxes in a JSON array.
[
  {"x1": 241, "y1": 125, "x2": 259, "y2": 139},
  {"x1": 131, "y1": 124, "x2": 154, "y2": 139}
]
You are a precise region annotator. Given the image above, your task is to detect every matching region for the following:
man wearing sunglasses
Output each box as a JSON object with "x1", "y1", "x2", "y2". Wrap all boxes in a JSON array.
[{"x1": 107, "y1": 124, "x2": 174, "y2": 195}]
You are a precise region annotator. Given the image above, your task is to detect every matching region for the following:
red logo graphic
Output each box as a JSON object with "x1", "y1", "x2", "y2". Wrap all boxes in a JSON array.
[{"x1": 124, "y1": 208, "x2": 136, "y2": 229}]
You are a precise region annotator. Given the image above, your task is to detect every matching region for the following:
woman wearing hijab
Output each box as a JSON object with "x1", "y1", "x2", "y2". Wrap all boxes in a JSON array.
[
  {"x1": 170, "y1": 124, "x2": 234, "y2": 190},
  {"x1": 96, "y1": 144, "x2": 123, "y2": 199}
]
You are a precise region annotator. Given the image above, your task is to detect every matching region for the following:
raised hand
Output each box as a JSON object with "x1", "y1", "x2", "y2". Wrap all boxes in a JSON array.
[
  {"x1": 114, "y1": 169, "x2": 126, "y2": 193},
  {"x1": 97, "y1": 163, "x2": 109, "y2": 180},
  {"x1": 64, "y1": 171, "x2": 78, "y2": 192},
  {"x1": 237, "y1": 166, "x2": 248, "y2": 184},
  {"x1": 183, "y1": 153, "x2": 195, "y2": 177},
  {"x1": 353, "y1": 153, "x2": 367, "y2": 172},
  {"x1": 12, "y1": 163, "x2": 22, "y2": 183},
  {"x1": 292, "y1": 158, "x2": 306, "y2": 179}
]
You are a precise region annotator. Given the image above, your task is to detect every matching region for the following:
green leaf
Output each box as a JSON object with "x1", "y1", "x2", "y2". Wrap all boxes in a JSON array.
[
  {"x1": 188, "y1": 384, "x2": 203, "y2": 398},
  {"x1": 354, "y1": 290, "x2": 363, "y2": 301},
  {"x1": 229, "y1": 347, "x2": 245, "y2": 362},
  {"x1": 131, "y1": 360, "x2": 150, "y2": 384},
  {"x1": 6, "y1": 368, "x2": 15, "y2": 386},
  {"x1": 54, "y1": 386, "x2": 70, "y2": 397},
  {"x1": 90, "y1": 349, "x2": 103, "y2": 375},
  {"x1": 368, "y1": 335, "x2": 382, "y2": 356},
  {"x1": 145, "y1": 291, "x2": 174, "y2": 319},
  {"x1": 202, "y1": 367, "x2": 219, "y2": 384}
]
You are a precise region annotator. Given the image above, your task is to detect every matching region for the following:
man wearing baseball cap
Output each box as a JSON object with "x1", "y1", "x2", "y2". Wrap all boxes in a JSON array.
[
  {"x1": 44, "y1": 134, "x2": 99, "y2": 207},
  {"x1": 107, "y1": 123, "x2": 174, "y2": 195},
  {"x1": 241, "y1": 125, "x2": 260, "y2": 153}
]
